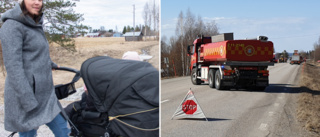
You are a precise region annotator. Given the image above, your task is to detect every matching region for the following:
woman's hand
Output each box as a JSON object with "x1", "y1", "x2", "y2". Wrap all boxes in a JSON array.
[{"x1": 52, "y1": 65, "x2": 59, "y2": 71}]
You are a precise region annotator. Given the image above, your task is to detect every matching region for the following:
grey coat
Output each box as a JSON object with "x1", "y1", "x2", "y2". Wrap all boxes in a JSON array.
[{"x1": 0, "y1": 4, "x2": 61, "y2": 132}]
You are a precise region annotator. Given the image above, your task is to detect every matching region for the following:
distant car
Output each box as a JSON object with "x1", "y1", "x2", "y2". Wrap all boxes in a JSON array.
[{"x1": 270, "y1": 57, "x2": 278, "y2": 63}]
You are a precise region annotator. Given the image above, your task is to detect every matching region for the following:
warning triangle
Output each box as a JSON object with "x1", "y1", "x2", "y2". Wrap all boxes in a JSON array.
[{"x1": 171, "y1": 89, "x2": 208, "y2": 121}]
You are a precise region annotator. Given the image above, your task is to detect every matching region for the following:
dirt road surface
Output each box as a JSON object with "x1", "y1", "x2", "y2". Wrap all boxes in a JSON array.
[{"x1": 161, "y1": 63, "x2": 313, "y2": 137}]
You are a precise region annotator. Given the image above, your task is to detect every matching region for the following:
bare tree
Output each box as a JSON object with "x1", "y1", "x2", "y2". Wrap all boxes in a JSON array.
[
  {"x1": 155, "y1": 4, "x2": 159, "y2": 40},
  {"x1": 175, "y1": 11, "x2": 184, "y2": 37},
  {"x1": 152, "y1": 0, "x2": 156, "y2": 31},
  {"x1": 142, "y1": 1, "x2": 159, "y2": 40},
  {"x1": 148, "y1": 5, "x2": 152, "y2": 33},
  {"x1": 142, "y1": 3, "x2": 149, "y2": 39},
  {"x1": 313, "y1": 37, "x2": 320, "y2": 62},
  {"x1": 194, "y1": 16, "x2": 205, "y2": 36},
  {"x1": 184, "y1": 8, "x2": 196, "y2": 43},
  {"x1": 176, "y1": 11, "x2": 185, "y2": 76},
  {"x1": 299, "y1": 50, "x2": 307, "y2": 59},
  {"x1": 204, "y1": 21, "x2": 219, "y2": 36},
  {"x1": 161, "y1": 36, "x2": 171, "y2": 54},
  {"x1": 161, "y1": 9, "x2": 220, "y2": 78},
  {"x1": 155, "y1": 5, "x2": 159, "y2": 31}
]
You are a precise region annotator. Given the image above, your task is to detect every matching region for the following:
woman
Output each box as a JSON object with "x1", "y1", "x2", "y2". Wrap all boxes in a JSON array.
[{"x1": 0, "y1": 0, "x2": 70, "y2": 136}]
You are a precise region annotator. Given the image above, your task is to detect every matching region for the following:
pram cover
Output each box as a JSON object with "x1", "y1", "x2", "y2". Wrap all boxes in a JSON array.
[{"x1": 80, "y1": 56, "x2": 159, "y2": 137}]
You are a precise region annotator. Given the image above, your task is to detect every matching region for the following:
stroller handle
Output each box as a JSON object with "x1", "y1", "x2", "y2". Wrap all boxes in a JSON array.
[{"x1": 55, "y1": 67, "x2": 81, "y2": 83}]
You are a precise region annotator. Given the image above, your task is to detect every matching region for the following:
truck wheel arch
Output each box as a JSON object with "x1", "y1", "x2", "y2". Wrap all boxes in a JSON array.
[{"x1": 208, "y1": 65, "x2": 223, "y2": 77}]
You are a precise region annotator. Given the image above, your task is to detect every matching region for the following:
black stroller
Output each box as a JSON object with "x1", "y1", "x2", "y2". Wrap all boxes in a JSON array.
[{"x1": 55, "y1": 56, "x2": 159, "y2": 137}]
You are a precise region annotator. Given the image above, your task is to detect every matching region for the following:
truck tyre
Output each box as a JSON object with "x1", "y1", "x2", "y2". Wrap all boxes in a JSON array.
[
  {"x1": 256, "y1": 87, "x2": 266, "y2": 91},
  {"x1": 215, "y1": 70, "x2": 224, "y2": 90},
  {"x1": 208, "y1": 69, "x2": 215, "y2": 88},
  {"x1": 191, "y1": 69, "x2": 201, "y2": 85}
]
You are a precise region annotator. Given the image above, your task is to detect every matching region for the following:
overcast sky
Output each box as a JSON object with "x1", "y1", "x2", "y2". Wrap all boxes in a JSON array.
[
  {"x1": 73, "y1": 0, "x2": 159, "y2": 32},
  {"x1": 162, "y1": 0, "x2": 320, "y2": 53}
]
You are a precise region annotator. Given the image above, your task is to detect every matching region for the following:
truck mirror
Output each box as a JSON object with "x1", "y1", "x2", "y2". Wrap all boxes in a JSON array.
[{"x1": 187, "y1": 45, "x2": 191, "y2": 55}]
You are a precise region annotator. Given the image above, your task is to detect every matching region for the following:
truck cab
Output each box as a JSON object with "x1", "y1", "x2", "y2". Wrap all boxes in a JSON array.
[{"x1": 188, "y1": 35, "x2": 211, "y2": 68}]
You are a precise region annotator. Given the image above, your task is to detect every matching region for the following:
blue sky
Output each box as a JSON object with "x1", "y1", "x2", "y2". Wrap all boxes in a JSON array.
[{"x1": 161, "y1": 0, "x2": 320, "y2": 53}]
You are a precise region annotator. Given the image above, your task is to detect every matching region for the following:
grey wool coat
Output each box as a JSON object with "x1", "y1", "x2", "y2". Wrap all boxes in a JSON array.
[{"x1": 0, "y1": 4, "x2": 61, "y2": 132}]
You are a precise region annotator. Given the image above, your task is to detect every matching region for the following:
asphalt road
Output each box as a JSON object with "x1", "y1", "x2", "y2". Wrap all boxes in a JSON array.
[{"x1": 161, "y1": 63, "x2": 304, "y2": 137}]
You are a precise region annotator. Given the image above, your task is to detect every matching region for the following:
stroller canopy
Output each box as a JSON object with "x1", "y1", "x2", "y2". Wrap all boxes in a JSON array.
[
  {"x1": 80, "y1": 56, "x2": 159, "y2": 136},
  {"x1": 80, "y1": 56, "x2": 159, "y2": 113}
]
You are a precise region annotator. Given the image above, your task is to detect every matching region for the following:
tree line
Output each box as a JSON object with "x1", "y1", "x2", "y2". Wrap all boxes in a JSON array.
[
  {"x1": 311, "y1": 37, "x2": 320, "y2": 61},
  {"x1": 142, "y1": 0, "x2": 159, "y2": 38},
  {"x1": 122, "y1": 25, "x2": 151, "y2": 35},
  {"x1": 121, "y1": 0, "x2": 159, "y2": 38},
  {"x1": 161, "y1": 8, "x2": 219, "y2": 77},
  {"x1": 292, "y1": 37, "x2": 320, "y2": 62}
]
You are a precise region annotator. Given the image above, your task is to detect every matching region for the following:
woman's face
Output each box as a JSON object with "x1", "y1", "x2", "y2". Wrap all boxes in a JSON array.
[{"x1": 24, "y1": 0, "x2": 43, "y2": 15}]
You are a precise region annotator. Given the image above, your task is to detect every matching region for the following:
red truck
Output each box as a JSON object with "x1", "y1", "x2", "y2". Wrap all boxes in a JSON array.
[
  {"x1": 290, "y1": 50, "x2": 301, "y2": 65},
  {"x1": 187, "y1": 33, "x2": 274, "y2": 90}
]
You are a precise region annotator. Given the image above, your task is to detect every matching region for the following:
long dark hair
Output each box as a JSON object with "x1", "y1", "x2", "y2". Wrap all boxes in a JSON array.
[{"x1": 20, "y1": 0, "x2": 44, "y2": 23}]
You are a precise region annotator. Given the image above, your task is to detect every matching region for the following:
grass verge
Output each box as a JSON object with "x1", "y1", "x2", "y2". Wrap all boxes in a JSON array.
[{"x1": 297, "y1": 62, "x2": 320, "y2": 135}]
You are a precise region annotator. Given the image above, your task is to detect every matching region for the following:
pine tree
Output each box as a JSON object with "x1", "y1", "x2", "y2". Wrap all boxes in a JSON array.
[
  {"x1": 0, "y1": 0, "x2": 15, "y2": 27},
  {"x1": 0, "y1": 0, "x2": 88, "y2": 52},
  {"x1": 127, "y1": 25, "x2": 131, "y2": 32},
  {"x1": 44, "y1": 0, "x2": 88, "y2": 51},
  {"x1": 135, "y1": 25, "x2": 140, "y2": 31},
  {"x1": 122, "y1": 26, "x2": 127, "y2": 34}
]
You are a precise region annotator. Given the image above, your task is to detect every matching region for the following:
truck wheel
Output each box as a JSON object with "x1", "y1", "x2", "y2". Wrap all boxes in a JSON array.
[
  {"x1": 191, "y1": 69, "x2": 201, "y2": 85},
  {"x1": 215, "y1": 70, "x2": 224, "y2": 90},
  {"x1": 208, "y1": 69, "x2": 215, "y2": 88},
  {"x1": 255, "y1": 86, "x2": 266, "y2": 91}
]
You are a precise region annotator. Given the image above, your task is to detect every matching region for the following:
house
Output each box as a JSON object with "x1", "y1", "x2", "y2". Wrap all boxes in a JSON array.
[
  {"x1": 123, "y1": 31, "x2": 143, "y2": 41},
  {"x1": 113, "y1": 32, "x2": 123, "y2": 37},
  {"x1": 99, "y1": 31, "x2": 113, "y2": 37},
  {"x1": 85, "y1": 33, "x2": 100, "y2": 37}
]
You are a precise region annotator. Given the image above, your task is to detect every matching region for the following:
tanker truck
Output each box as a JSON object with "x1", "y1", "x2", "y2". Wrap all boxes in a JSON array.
[
  {"x1": 187, "y1": 33, "x2": 274, "y2": 90},
  {"x1": 290, "y1": 50, "x2": 301, "y2": 65}
]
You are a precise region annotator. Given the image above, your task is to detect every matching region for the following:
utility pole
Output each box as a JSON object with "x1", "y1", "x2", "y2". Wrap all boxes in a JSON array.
[{"x1": 133, "y1": 4, "x2": 135, "y2": 40}]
